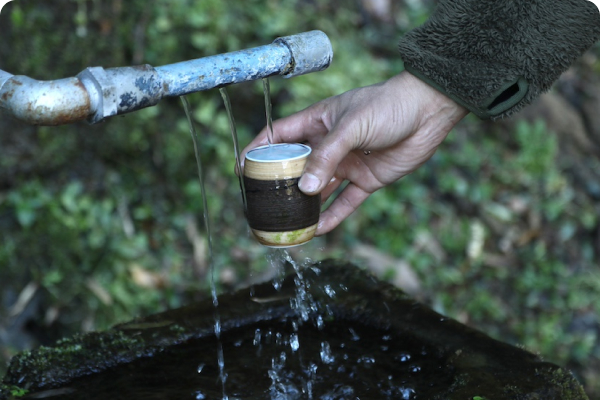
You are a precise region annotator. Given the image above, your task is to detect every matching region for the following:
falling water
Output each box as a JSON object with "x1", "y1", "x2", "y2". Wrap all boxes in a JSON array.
[
  {"x1": 262, "y1": 78, "x2": 275, "y2": 145},
  {"x1": 180, "y1": 96, "x2": 228, "y2": 400},
  {"x1": 219, "y1": 87, "x2": 247, "y2": 211}
]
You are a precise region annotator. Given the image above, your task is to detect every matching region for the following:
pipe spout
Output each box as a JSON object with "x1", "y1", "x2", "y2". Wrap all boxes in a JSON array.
[{"x1": 0, "y1": 30, "x2": 333, "y2": 126}]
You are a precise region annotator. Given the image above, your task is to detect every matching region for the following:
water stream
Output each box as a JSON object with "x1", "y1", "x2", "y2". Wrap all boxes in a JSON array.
[
  {"x1": 180, "y1": 96, "x2": 228, "y2": 400},
  {"x1": 183, "y1": 82, "x2": 321, "y2": 399},
  {"x1": 262, "y1": 78, "x2": 275, "y2": 145},
  {"x1": 219, "y1": 87, "x2": 247, "y2": 212}
]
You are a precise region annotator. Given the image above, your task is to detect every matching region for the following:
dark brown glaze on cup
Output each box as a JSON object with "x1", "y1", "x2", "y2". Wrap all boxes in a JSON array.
[{"x1": 244, "y1": 176, "x2": 321, "y2": 232}]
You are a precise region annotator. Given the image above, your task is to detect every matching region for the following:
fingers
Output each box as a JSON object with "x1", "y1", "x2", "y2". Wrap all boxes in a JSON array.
[
  {"x1": 315, "y1": 183, "x2": 370, "y2": 235},
  {"x1": 267, "y1": 102, "x2": 330, "y2": 144},
  {"x1": 298, "y1": 126, "x2": 355, "y2": 195},
  {"x1": 320, "y1": 176, "x2": 343, "y2": 204},
  {"x1": 240, "y1": 102, "x2": 330, "y2": 167}
]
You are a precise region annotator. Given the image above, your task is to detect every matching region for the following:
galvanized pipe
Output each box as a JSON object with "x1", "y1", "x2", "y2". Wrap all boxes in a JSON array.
[
  {"x1": 0, "y1": 30, "x2": 333, "y2": 126},
  {"x1": 0, "y1": 70, "x2": 12, "y2": 88}
]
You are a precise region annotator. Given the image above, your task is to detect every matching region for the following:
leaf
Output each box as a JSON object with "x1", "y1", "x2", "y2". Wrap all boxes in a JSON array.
[{"x1": 16, "y1": 205, "x2": 36, "y2": 228}]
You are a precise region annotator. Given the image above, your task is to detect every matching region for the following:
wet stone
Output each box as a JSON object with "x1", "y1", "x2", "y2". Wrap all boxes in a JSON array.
[{"x1": 0, "y1": 261, "x2": 589, "y2": 399}]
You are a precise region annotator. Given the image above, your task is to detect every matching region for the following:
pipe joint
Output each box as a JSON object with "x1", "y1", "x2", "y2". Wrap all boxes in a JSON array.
[
  {"x1": 275, "y1": 30, "x2": 333, "y2": 78},
  {"x1": 78, "y1": 65, "x2": 164, "y2": 124}
]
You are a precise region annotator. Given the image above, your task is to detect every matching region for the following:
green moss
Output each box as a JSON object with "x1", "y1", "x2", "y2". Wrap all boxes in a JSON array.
[
  {"x1": 285, "y1": 227, "x2": 308, "y2": 244},
  {"x1": 547, "y1": 368, "x2": 588, "y2": 400},
  {"x1": 0, "y1": 384, "x2": 29, "y2": 399},
  {"x1": 169, "y1": 324, "x2": 187, "y2": 334},
  {"x1": 2, "y1": 330, "x2": 147, "y2": 393}
]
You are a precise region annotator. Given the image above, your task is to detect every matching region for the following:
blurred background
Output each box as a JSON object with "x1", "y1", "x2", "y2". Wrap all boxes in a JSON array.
[{"x1": 0, "y1": 0, "x2": 599, "y2": 396}]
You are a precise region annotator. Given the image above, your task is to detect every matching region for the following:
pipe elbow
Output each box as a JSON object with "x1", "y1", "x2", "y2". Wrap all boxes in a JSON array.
[{"x1": 0, "y1": 75, "x2": 91, "y2": 126}]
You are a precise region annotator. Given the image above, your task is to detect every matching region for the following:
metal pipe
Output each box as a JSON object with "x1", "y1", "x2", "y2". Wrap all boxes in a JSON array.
[{"x1": 0, "y1": 30, "x2": 333, "y2": 126}]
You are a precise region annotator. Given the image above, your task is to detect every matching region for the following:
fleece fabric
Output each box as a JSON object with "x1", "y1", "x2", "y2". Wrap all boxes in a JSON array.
[{"x1": 398, "y1": 0, "x2": 600, "y2": 119}]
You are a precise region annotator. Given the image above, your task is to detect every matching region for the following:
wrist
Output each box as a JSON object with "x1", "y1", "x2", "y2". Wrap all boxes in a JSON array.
[{"x1": 396, "y1": 70, "x2": 468, "y2": 135}]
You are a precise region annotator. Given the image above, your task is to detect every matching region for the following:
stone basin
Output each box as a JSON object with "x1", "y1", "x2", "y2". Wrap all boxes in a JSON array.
[{"x1": 0, "y1": 261, "x2": 587, "y2": 399}]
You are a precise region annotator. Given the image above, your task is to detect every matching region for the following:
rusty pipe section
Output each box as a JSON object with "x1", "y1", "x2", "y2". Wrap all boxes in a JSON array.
[
  {"x1": 0, "y1": 30, "x2": 332, "y2": 126},
  {"x1": 0, "y1": 75, "x2": 92, "y2": 125}
]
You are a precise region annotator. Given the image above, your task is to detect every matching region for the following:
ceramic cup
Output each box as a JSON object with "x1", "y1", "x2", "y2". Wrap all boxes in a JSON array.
[{"x1": 243, "y1": 143, "x2": 321, "y2": 247}]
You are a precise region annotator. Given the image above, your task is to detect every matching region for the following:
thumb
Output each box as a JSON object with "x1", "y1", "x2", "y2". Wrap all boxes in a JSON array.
[{"x1": 299, "y1": 128, "x2": 354, "y2": 195}]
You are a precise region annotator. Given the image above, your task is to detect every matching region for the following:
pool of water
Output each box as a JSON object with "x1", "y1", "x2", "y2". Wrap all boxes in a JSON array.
[{"x1": 52, "y1": 318, "x2": 452, "y2": 400}]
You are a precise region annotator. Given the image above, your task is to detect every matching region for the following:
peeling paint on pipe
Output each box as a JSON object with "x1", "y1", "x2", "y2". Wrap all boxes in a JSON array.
[{"x1": 0, "y1": 31, "x2": 333, "y2": 126}]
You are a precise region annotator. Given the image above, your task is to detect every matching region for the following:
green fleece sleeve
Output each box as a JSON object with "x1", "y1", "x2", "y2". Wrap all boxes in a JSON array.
[{"x1": 398, "y1": 0, "x2": 600, "y2": 119}]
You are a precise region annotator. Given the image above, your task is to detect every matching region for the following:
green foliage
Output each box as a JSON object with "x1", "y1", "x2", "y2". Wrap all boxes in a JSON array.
[{"x1": 7, "y1": 386, "x2": 28, "y2": 398}]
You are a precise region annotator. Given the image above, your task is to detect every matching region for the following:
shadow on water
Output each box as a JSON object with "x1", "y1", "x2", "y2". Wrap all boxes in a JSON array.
[{"x1": 1, "y1": 261, "x2": 588, "y2": 400}]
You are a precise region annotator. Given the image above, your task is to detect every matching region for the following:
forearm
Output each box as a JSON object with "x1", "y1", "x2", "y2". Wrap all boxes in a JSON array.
[{"x1": 398, "y1": 0, "x2": 600, "y2": 119}]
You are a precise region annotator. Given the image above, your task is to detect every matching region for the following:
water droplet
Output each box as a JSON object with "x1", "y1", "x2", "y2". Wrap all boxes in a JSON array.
[
  {"x1": 325, "y1": 304, "x2": 334, "y2": 317},
  {"x1": 197, "y1": 363, "x2": 205, "y2": 373},
  {"x1": 439, "y1": 317, "x2": 447, "y2": 322},
  {"x1": 300, "y1": 308, "x2": 309, "y2": 322},
  {"x1": 253, "y1": 329, "x2": 261, "y2": 346},
  {"x1": 214, "y1": 319, "x2": 221, "y2": 337},
  {"x1": 409, "y1": 365, "x2": 421, "y2": 373},
  {"x1": 358, "y1": 356, "x2": 375, "y2": 364},
  {"x1": 348, "y1": 328, "x2": 360, "y2": 341},
  {"x1": 275, "y1": 332, "x2": 283, "y2": 346},
  {"x1": 316, "y1": 315, "x2": 324, "y2": 330},
  {"x1": 323, "y1": 284, "x2": 336, "y2": 298},
  {"x1": 381, "y1": 345, "x2": 389, "y2": 352},
  {"x1": 194, "y1": 390, "x2": 206, "y2": 399},
  {"x1": 264, "y1": 330, "x2": 272, "y2": 344},
  {"x1": 320, "y1": 342, "x2": 335, "y2": 364},
  {"x1": 339, "y1": 283, "x2": 349, "y2": 291},
  {"x1": 290, "y1": 333, "x2": 300, "y2": 352},
  {"x1": 217, "y1": 347, "x2": 225, "y2": 369},
  {"x1": 382, "y1": 334, "x2": 392, "y2": 341},
  {"x1": 396, "y1": 352, "x2": 411, "y2": 362},
  {"x1": 233, "y1": 340, "x2": 242, "y2": 347},
  {"x1": 400, "y1": 387, "x2": 416, "y2": 399}
]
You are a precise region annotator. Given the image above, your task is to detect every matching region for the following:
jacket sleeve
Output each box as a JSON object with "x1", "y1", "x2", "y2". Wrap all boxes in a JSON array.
[{"x1": 397, "y1": 0, "x2": 600, "y2": 119}]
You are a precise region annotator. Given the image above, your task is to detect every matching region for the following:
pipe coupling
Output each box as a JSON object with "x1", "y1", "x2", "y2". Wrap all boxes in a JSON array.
[{"x1": 78, "y1": 65, "x2": 164, "y2": 124}]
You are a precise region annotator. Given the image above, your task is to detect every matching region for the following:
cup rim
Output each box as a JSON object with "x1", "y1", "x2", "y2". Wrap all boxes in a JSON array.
[{"x1": 246, "y1": 143, "x2": 311, "y2": 163}]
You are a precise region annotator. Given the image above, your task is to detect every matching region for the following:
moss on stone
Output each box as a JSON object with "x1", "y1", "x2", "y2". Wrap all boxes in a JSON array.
[{"x1": 1, "y1": 330, "x2": 147, "y2": 394}]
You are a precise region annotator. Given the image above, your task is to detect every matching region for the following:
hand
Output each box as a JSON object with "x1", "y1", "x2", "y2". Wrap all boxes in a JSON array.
[{"x1": 241, "y1": 71, "x2": 468, "y2": 235}]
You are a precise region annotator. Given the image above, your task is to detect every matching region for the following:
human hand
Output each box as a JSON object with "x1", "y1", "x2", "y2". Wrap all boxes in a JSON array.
[{"x1": 241, "y1": 71, "x2": 468, "y2": 235}]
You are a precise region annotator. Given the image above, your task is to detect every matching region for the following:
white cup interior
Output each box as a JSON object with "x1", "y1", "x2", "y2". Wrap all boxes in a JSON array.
[{"x1": 246, "y1": 143, "x2": 311, "y2": 163}]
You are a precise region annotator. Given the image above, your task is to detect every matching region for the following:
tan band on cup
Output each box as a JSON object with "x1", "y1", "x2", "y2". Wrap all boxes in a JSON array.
[
  {"x1": 251, "y1": 223, "x2": 318, "y2": 248},
  {"x1": 244, "y1": 143, "x2": 311, "y2": 181},
  {"x1": 244, "y1": 158, "x2": 307, "y2": 180}
]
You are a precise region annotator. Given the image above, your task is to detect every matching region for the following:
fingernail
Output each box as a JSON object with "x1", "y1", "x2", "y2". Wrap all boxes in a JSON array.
[{"x1": 299, "y1": 173, "x2": 321, "y2": 193}]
